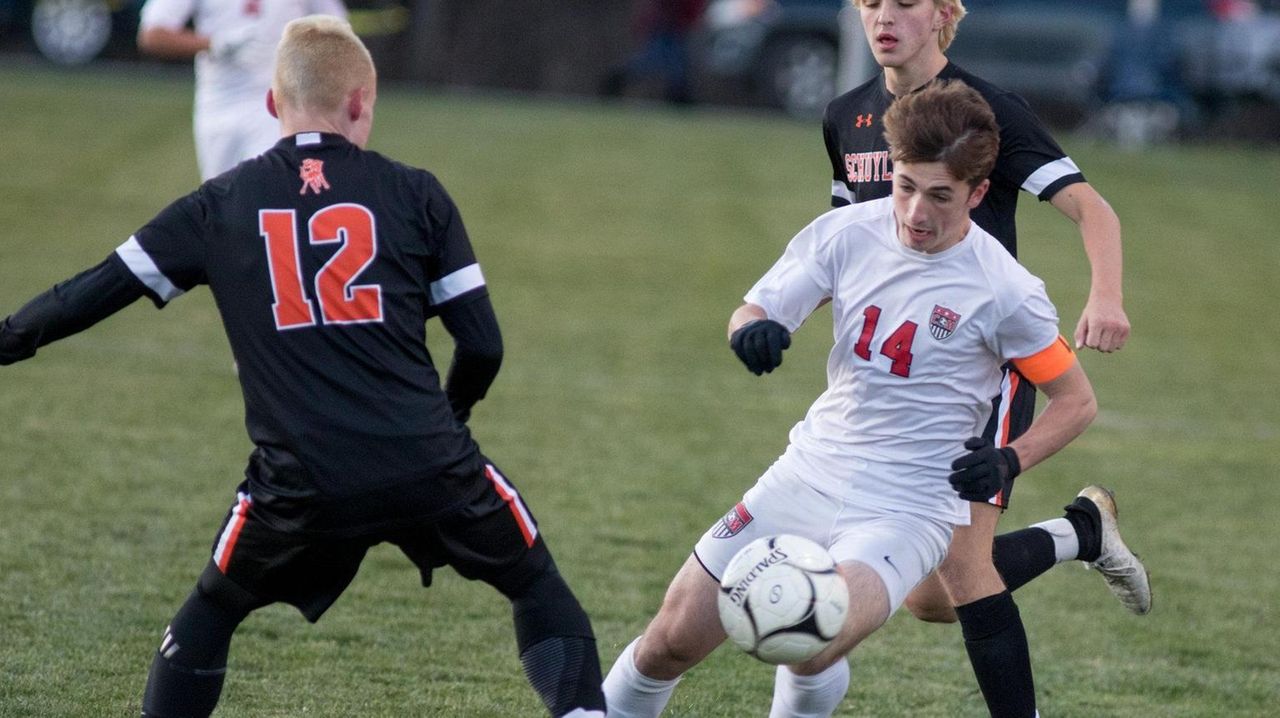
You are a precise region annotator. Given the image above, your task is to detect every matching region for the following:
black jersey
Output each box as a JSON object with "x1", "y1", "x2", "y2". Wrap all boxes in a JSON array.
[
  {"x1": 113, "y1": 133, "x2": 490, "y2": 527},
  {"x1": 822, "y1": 62, "x2": 1085, "y2": 257}
]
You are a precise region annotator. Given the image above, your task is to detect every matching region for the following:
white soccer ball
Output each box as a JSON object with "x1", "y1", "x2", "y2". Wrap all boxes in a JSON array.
[{"x1": 717, "y1": 534, "x2": 850, "y2": 665}]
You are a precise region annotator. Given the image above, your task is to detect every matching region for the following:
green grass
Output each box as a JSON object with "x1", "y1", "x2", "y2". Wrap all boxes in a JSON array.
[{"x1": 1, "y1": 62, "x2": 1278, "y2": 716}]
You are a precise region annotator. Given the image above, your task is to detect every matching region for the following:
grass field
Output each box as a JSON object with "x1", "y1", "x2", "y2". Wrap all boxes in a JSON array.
[{"x1": 1, "y1": 62, "x2": 1278, "y2": 717}]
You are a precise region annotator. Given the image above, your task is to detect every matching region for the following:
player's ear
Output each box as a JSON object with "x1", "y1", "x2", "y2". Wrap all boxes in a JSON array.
[
  {"x1": 266, "y1": 89, "x2": 279, "y2": 120},
  {"x1": 346, "y1": 88, "x2": 364, "y2": 122},
  {"x1": 934, "y1": 3, "x2": 952, "y2": 30},
  {"x1": 967, "y1": 179, "x2": 990, "y2": 208}
]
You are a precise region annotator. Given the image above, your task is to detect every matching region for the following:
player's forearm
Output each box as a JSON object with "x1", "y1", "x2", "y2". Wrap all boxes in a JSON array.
[
  {"x1": 440, "y1": 293, "x2": 503, "y2": 421},
  {"x1": 0, "y1": 257, "x2": 146, "y2": 365},
  {"x1": 137, "y1": 26, "x2": 210, "y2": 59},
  {"x1": 1052, "y1": 184, "x2": 1124, "y2": 303},
  {"x1": 727, "y1": 303, "x2": 767, "y2": 340},
  {"x1": 1007, "y1": 363, "x2": 1096, "y2": 472}
]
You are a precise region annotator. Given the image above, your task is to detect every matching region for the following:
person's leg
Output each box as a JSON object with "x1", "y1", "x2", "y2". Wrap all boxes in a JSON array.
[
  {"x1": 772, "y1": 507, "x2": 952, "y2": 718},
  {"x1": 419, "y1": 461, "x2": 606, "y2": 717},
  {"x1": 501, "y1": 558, "x2": 607, "y2": 718},
  {"x1": 940, "y1": 503, "x2": 1038, "y2": 718},
  {"x1": 768, "y1": 561, "x2": 887, "y2": 718},
  {"x1": 603, "y1": 554, "x2": 728, "y2": 717},
  {"x1": 905, "y1": 485, "x2": 1149, "y2": 623},
  {"x1": 141, "y1": 563, "x2": 262, "y2": 718}
]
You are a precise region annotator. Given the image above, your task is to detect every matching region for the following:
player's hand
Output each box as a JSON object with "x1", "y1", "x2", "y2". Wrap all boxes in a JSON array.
[
  {"x1": 948, "y1": 437, "x2": 1021, "y2": 502},
  {"x1": 0, "y1": 317, "x2": 39, "y2": 366},
  {"x1": 1074, "y1": 297, "x2": 1130, "y2": 353},
  {"x1": 730, "y1": 319, "x2": 791, "y2": 375}
]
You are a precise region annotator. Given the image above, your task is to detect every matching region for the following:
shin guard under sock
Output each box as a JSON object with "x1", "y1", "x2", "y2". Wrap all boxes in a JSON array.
[{"x1": 955, "y1": 591, "x2": 1036, "y2": 718}]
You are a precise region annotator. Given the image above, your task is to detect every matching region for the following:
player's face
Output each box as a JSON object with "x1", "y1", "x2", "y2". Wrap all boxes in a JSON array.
[
  {"x1": 892, "y1": 160, "x2": 987, "y2": 254},
  {"x1": 859, "y1": 0, "x2": 948, "y2": 70}
]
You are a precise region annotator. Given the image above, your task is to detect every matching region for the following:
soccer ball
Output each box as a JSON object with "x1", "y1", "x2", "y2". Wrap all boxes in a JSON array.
[{"x1": 717, "y1": 534, "x2": 850, "y2": 665}]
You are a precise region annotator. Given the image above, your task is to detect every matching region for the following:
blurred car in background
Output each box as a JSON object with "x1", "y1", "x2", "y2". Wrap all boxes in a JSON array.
[
  {"x1": 696, "y1": 0, "x2": 841, "y2": 119},
  {"x1": 0, "y1": 0, "x2": 143, "y2": 65},
  {"x1": 694, "y1": 0, "x2": 1280, "y2": 122},
  {"x1": 0, "y1": 0, "x2": 412, "y2": 68}
]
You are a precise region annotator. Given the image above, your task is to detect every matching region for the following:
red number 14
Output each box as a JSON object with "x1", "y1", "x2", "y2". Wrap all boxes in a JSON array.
[{"x1": 853, "y1": 304, "x2": 916, "y2": 377}]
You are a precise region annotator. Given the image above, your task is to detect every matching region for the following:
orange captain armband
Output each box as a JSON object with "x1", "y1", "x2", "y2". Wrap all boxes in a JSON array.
[{"x1": 1011, "y1": 335, "x2": 1076, "y2": 384}]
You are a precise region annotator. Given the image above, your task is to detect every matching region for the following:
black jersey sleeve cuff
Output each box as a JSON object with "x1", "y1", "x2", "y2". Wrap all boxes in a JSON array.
[{"x1": 1038, "y1": 173, "x2": 1086, "y2": 202}]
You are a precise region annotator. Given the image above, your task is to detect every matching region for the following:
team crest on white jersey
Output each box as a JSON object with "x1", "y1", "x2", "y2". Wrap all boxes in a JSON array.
[
  {"x1": 713, "y1": 502, "x2": 754, "y2": 539},
  {"x1": 930, "y1": 305, "x2": 961, "y2": 340}
]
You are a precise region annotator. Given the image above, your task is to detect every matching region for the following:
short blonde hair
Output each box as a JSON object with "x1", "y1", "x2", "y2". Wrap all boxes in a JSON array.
[
  {"x1": 850, "y1": 0, "x2": 967, "y2": 51},
  {"x1": 273, "y1": 15, "x2": 375, "y2": 115}
]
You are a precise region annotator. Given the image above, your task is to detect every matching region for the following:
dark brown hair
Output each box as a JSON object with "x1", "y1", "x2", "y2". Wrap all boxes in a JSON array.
[{"x1": 882, "y1": 80, "x2": 999, "y2": 187}]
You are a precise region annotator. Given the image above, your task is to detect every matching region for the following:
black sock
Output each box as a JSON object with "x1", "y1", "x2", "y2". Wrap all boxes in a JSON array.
[
  {"x1": 141, "y1": 652, "x2": 227, "y2": 718},
  {"x1": 520, "y1": 635, "x2": 605, "y2": 717},
  {"x1": 1064, "y1": 495, "x2": 1103, "y2": 562},
  {"x1": 506, "y1": 562, "x2": 606, "y2": 715},
  {"x1": 992, "y1": 527, "x2": 1058, "y2": 592},
  {"x1": 141, "y1": 586, "x2": 246, "y2": 718},
  {"x1": 955, "y1": 591, "x2": 1036, "y2": 718}
]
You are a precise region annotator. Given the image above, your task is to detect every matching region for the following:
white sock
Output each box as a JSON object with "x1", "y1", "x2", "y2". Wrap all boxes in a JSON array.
[
  {"x1": 1031, "y1": 517, "x2": 1080, "y2": 563},
  {"x1": 560, "y1": 710, "x2": 605, "y2": 718},
  {"x1": 601, "y1": 638, "x2": 681, "y2": 718},
  {"x1": 768, "y1": 660, "x2": 851, "y2": 718}
]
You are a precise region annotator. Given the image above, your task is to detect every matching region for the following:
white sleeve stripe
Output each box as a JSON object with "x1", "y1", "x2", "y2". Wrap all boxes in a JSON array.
[
  {"x1": 831, "y1": 180, "x2": 854, "y2": 203},
  {"x1": 429, "y1": 263, "x2": 485, "y2": 305},
  {"x1": 115, "y1": 236, "x2": 184, "y2": 301},
  {"x1": 1021, "y1": 157, "x2": 1082, "y2": 195}
]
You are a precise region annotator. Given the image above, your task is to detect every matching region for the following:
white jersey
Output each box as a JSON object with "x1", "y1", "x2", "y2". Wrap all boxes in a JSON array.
[
  {"x1": 140, "y1": 0, "x2": 347, "y2": 117},
  {"x1": 744, "y1": 197, "x2": 1061, "y2": 524}
]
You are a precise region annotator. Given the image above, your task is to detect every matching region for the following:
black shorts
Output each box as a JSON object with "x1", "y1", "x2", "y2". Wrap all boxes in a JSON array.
[
  {"x1": 980, "y1": 365, "x2": 1037, "y2": 510},
  {"x1": 207, "y1": 460, "x2": 548, "y2": 622}
]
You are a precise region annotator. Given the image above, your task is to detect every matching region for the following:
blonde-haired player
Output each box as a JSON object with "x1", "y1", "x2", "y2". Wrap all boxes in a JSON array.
[
  {"x1": 3, "y1": 16, "x2": 605, "y2": 717},
  {"x1": 138, "y1": 0, "x2": 347, "y2": 180}
]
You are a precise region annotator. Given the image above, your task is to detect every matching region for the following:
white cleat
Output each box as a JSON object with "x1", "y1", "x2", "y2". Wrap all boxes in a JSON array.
[{"x1": 1079, "y1": 485, "x2": 1152, "y2": 615}]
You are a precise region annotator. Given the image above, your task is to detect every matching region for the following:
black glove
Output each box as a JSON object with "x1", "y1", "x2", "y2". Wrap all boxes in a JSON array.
[
  {"x1": 729, "y1": 319, "x2": 792, "y2": 375},
  {"x1": 948, "y1": 436, "x2": 1021, "y2": 502}
]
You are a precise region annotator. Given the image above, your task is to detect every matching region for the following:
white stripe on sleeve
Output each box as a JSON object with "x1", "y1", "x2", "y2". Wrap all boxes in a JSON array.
[
  {"x1": 115, "y1": 236, "x2": 185, "y2": 301},
  {"x1": 429, "y1": 263, "x2": 485, "y2": 305},
  {"x1": 831, "y1": 180, "x2": 854, "y2": 204},
  {"x1": 1021, "y1": 157, "x2": 1082, "y2": 196}
]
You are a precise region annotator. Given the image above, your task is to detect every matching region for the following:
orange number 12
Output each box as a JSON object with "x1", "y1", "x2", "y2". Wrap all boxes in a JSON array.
[{"x1": 260, "y1": 204, "x2": 383, "y2": 331}]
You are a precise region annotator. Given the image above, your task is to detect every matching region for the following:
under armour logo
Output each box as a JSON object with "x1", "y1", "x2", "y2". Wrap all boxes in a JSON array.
[
  {"x1": 856, "y1": 114, "x2": 874, "y2": 128},
  {"x1": 299, "y1": 159, "x2": 330, "y2": 195}
]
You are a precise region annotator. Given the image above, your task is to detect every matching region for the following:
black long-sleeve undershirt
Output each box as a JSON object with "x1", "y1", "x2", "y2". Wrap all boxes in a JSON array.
[
  {"x1": 0, "y1": 255, "x2": 146, "y2": 365},
  {"x1": 438, "y1": 292, "x2": 503, "y2": 423}
]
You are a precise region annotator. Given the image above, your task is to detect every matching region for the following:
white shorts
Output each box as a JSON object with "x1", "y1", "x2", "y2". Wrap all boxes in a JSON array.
[
  {"x1": 693, "y1": 462, "x2": 954, "y2": 614},
  {"x1": 194, "y1": 102, "x2": 281, "y2": 180}
]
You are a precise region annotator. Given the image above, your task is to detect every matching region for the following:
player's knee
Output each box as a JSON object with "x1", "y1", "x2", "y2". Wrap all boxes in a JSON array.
[
  {"x1": 508, "y1": 561, "x2": 594, "y2": 653},
  {"x1": 195, "y1": 562, "x2": 264, "y2": 620},
  {"x1": 904, "y1": 592, "x2": 958, "y2": 623},
  {"x1": 634, "y1": 607, "x2": 720, "y2": 677}
]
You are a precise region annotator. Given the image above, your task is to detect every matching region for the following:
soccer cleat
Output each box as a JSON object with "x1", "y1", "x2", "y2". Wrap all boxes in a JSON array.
[{"x1": 1078, "y1": 485, "x2": 1152, "y2": 615}]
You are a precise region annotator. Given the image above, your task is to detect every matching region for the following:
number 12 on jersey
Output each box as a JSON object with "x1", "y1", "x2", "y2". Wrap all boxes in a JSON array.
[
  {"x1": 261, "y1": 204, "x2": 384, "y2": 331},
  {"x1": 853, "y1": 305, "x2": 916, "y2": 377}
]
